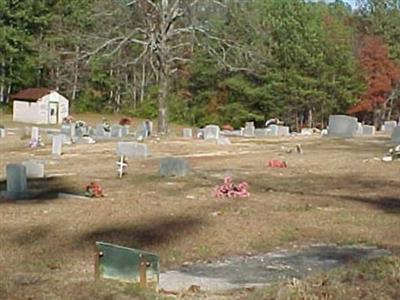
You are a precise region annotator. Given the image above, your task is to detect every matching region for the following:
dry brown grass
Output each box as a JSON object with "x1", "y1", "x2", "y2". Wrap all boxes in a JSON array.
[{"x1": 1, "y1": 113, "x2": 400, "y2": 299}]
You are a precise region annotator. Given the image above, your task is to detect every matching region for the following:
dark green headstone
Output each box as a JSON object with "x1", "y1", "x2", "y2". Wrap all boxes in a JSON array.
[{"x1": 95, "y1": 242, "x2": 159, "y2": 287}]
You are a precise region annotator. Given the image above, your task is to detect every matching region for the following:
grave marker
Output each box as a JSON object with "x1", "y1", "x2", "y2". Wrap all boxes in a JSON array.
[
  {"x1": 22, "y1": 160, "x2": 45, "y2": 178},
  {"x1": 6, "y1": 164, "x2": 27, "y2": 199},
  {"x1": 52, "y1": 135, "x2": 63, "y2": 156},
  {"x1": 204, "y1": 125, "x2": 220, "y2": 140},
  {"x1": 0, "y1": 128, "x2": 5, "y2": 138},
  {"x1": 111, "y1": 125, "x2": 123, "y2": 138},
  {"x1": 243, "y1": 122, "x2": 255, "y2": 137},
  {"x1": 31, "y1": 127, "x2": 39, "y2": 141},
  {"x1": 116, "y1": 142, "x2": 149, "y2": 158},
  {"x1": 183, "y1": 128, "x2": 193, "y2": 138},
  {"x1": 159, "y1": 157, "x2": 190, "y2": 177},
  {"x1": 327, "y1": 115, "x2": 358, "y2": 138},
  {"x1": 217, "y1": 136, "x2": 232, "y2": 145},
  {"x1": 362, "y1": 125, "x2": 375, "y2": 135},
  {"x1": 391, "y1": 126, "x2": 400, "y2": 144},
  {"x1": 384, "y1": 121, "x2": 397, "y2": 133},
  {"x1": 95, "y1": 242, "x2": 159, "y2": 289}
]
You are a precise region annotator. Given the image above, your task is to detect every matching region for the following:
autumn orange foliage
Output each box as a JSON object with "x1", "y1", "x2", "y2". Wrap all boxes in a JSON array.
[{"x1": 348, "y1": 36, "x2": 400, "y2": 114}]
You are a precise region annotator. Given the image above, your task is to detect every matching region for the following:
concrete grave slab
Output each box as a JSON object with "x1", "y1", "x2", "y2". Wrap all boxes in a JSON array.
[
  {"x1": 116, "y1": 142, "x2": 149, "y2": 158},
  {"x1": 159, "y1": 157, "x2": 190, "y2": 177},
  {"x1": 327, "y1": 115, "x2": 358, "y2": 138}
]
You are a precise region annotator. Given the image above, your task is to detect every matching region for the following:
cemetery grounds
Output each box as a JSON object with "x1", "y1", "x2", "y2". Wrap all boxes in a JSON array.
[{"x1": 1, "y1": 113, "x2": 400, "y2": 300}]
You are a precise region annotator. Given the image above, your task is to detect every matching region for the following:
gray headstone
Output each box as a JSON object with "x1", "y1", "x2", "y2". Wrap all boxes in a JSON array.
[
  {"x1": 391, "y1": 126, "x2": 400, "y2": 144},
  {"x1": 356, "y1": 122, "x2": 363, "y2": 135},
  {"x1": 70, "y1": 123, "x2": 76, "y2": 138},
  {"x1": 52, "y1": 135, "x2": 63, "y2": 156},
  {"x1": 243, "y1": 122, "x2": 255, "y2": 137},
  {"x1": 22, "y1": 160, "x2": 45, "y2": 178},
  {"x1": 277, "y1": 126, "x2": 290, "y2": 136},
  {"x1": 95, "y1": 124, "x2": 105, "y2": 137},
  {"x1": 111, "y1": 125, "x2": 123, "y2": 138},
  {"x1": 31, "y1": 127, "x2": 39, "y2": 140},
  {"x1": 384, "y1": 121, "x2": 397, "y2": 133},
  {"x1": 183, "y1": 128, "x2": 193, "y2": 138},
  {"x1": 204, "y1": 125, "x2": 220, "y2": 140},
  {"x1": 6, "y1": 164, "x2": 27, "y2": 199},
  {"x1": 159, "y1": 157, "x2": 190, "y2": 177},
  {"x1": 0, "y1": 128, "x2": 5, "y2": 138},
  {"x1": 121, "y1": 126, "x2": 129, "y2": 137},
  {"x1": 327, "y1": 115, "x2": 358, "y2": 138},
  {"x1": 267, "y1": 125, "x2": 279, "y2": 136},
  {"x1": 116, "y1": 142, "x2": 149, "y2": 158},
  {"x1": 362, "y1": 125, "x2": 375, "y2": 135}
]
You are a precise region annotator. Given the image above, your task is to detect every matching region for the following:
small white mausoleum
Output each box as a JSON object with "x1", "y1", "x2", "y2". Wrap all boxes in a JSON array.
[{"x1": 11, "y1": 88, "x2": 69, "y2": 124}]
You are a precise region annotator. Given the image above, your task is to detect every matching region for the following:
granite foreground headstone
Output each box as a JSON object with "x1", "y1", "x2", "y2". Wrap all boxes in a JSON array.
[
  {"x1": 116, "y1": 142, "x2": 149, "y2": 158},
  {"x1": 22, "y1": 160, "x2": 45, "y2": 178},
  {"x1": 159, "y1": 157, "x2": 190, "y2": 177},
  {"x1": 327, "y1": 115, "x2": 358, "y2": 138},
  {"x1": 6, "y1": 164, "x2": 28, "y2": 199}
]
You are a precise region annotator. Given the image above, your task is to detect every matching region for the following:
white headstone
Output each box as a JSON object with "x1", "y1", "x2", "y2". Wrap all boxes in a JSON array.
[
  {"x1": 356, "y1": 122, "x2": 363, "y2": 135},
  {"x1": 255, "y1": 128, "x2": 268, "y2": 137},
  {"x1": 217, "y1": 136, "x2": 231, "y2": 145},
  {"x1": 362, "y1": 125, "x2": 375, "y2": 135},
  {"x1": 31, "y1": 127, "x2": 39, "y2": 140},
  {"x1": 384, "y1": 121, "x2": 397, "y2": 133},
  {"x1": 22, "y1": 160, "x2": 45, "y2": 178},
  {"x1": 391, "y1": 126, "x2": 400, "y2": 144},
  {"x1": 6, "y1": 164, "x2": 27, "y2": 199},
  {"x1": 52, "y1": 135, "x2": 63, "y2": 156},
  {"x1": 267, "y1": 125, "x2": 279, "y2": 136},
  {"x1": 277, "y1": 126, "x2": 290, "y2": 136},
  {"x1": 183, "y1": 128, "x2": 193, "y2": 138},
  {"x1": 204, "y1": 125, "x2": 220, "y2": 140},
  {"x1": 0, "y1": 128, "x2": 5, "y2": 138},
  {"x1": 116, "y1": 142, "x2": 149, "y2": 158},
  {"x1": 243, "y1": 122, "x2": 255, "y2": 137}
]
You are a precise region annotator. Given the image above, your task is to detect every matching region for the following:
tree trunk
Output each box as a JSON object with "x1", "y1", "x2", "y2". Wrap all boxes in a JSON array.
[
  {"x1": 140, "y1": 61, "x2": 146, "y2": 104},
  {"x1": 0, "y1": 58, "x2": 5, "y2": 103},
  {"x1": 308, "y1": 108, "x2": 313, "y2": 128},
  {"x1": 157, "y1": 68, "x2": 169, "y2": 134},
  {"x1": 71, "y1": 46, "x2": 80, "y2": 111},
  {"x1": 373, "y1": 107, "x2": 381, "y2": 129}
]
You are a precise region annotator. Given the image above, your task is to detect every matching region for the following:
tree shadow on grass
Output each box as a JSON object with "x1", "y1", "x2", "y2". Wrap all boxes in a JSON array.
[{"x1": 77, "y1": 216, "x2": 206, "y2": 250}]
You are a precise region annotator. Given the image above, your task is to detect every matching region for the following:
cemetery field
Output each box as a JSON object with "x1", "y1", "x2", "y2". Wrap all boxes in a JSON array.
[{"x1": 1, "y1": 115, "x2": 400, "y2": 299}]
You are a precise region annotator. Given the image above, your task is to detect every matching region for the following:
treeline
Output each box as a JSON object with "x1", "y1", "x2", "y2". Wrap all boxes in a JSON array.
[{"x1": 1, "y1": 0, "x2": 400, "y2": 131}]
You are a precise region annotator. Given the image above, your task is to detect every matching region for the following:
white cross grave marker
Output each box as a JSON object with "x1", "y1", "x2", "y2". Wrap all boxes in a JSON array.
[{"x1": 116, "y1": 155, "x2": 128, "y2": 178}]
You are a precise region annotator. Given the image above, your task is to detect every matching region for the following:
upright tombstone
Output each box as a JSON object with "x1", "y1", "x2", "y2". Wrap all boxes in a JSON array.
[
  {"x1": 355, "y1": 122, "x2": 363, "y2": 135},
  {"x1": 116, "y1": 142, "x2": 149, "y2": 158},
  {"x1": 111, "y1": 125, "x2": 123, "y2": 138},
  {"x1": 95, "y1": 124, "x2": 106, "y2": 137},
  {"x1": 6, "y1": 164, "x2": 28, "y2": 199},
  {"x1": 204, "y1": 125, "x2": 220, "y2": 140},
  {"x1": 267, "y1": 125, "x2": 279, "y2": 136},
  {"x1": 327, "y1": 115, "x2": 358, "y2": 138},
  {"x1": 362, "y1": 125, "x2": 376, "y2": 136},
  {"x1": 217, "y1": 136, "x2": 231, "y2": 145},
  {"x1": 391, "y1": 126, "x2": 400, "y2": 144},
  {"x1": 243, "y1": 122, "x2": 255, "y2": 137},
  {"x1": 384, "y1": 121, "x2": 397, "y2": 133},
  {"x1": 31, "y1": 127, "x2": 40, "y2": 141},
  {"x1": 121, "y1": 126, "x2": 129, "y2": 137},
  {"x1": 183, "y1": 128, "x2": 193, "y2": 139},
  {"x1": 52, "y1": 135, "x2": 63, "y2": 156},
  {"x1": 159, "y1": 157, "x2": 190, "y2": 177},
  {"x1": 277, "y1": 126, "x2": 290, "y2": 136},
  {"x1": 0, "y1": 128, "x2": 5, "y2": 138},
  {"x1": 22, "y1": 160, "x2": 45, "y2": 178}
]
